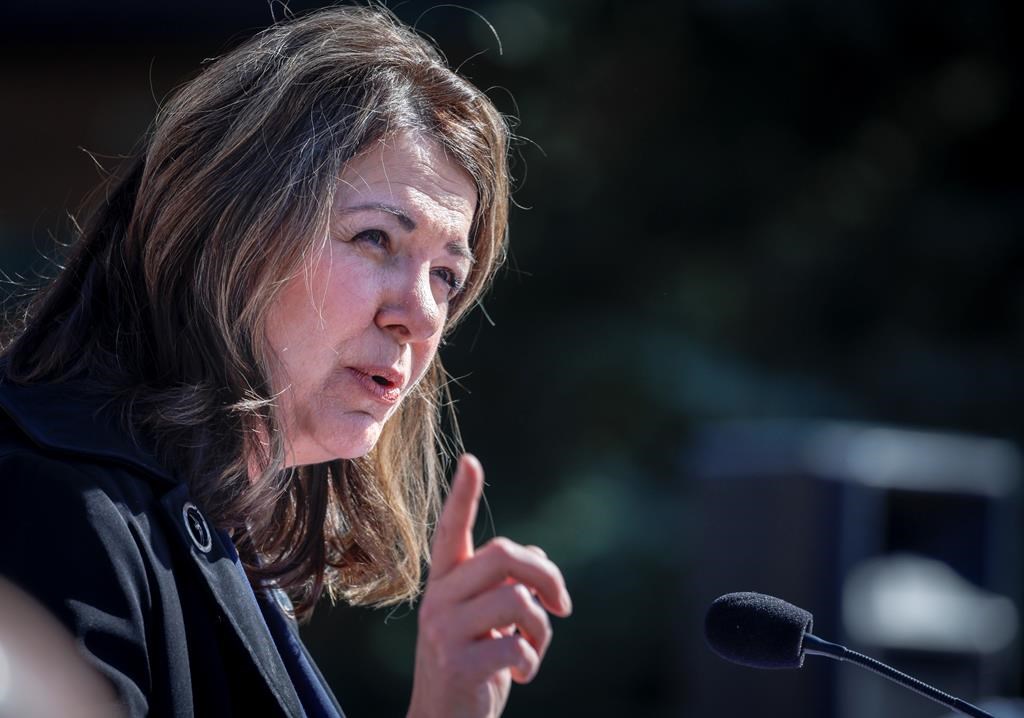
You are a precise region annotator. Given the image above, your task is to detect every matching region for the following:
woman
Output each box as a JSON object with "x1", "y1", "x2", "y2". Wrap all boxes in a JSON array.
[{"x1": 0, "y1": 6, "x2": 570, "y2": 717}]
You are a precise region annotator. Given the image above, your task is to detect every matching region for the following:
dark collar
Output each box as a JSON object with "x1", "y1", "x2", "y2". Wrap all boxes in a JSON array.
[{"x1": 0, "y1": 372, "x2": 175, "y2": 485}]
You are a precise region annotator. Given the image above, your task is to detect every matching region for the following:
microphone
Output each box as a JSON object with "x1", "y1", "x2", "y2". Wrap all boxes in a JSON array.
[{"x1": 705, "y1": 592, "x2": 995, "y2": 718}]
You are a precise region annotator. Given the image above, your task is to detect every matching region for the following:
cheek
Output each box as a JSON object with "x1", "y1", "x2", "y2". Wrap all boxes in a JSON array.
[
  {"x1": 270, "y1": 255, "x2": 379, "y2": 344},
  {"x1": 314, "y1": 253, "x2": 382, "y2": 324}
]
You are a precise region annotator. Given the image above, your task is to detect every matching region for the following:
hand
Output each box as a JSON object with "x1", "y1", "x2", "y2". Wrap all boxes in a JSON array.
[{"x1": 406, "y1": 454, "x2": 572, "y2": 718}]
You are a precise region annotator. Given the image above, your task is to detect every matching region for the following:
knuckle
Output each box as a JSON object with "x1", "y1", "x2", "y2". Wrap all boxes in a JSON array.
[
  {"x1": 537, "y1": 553, "x2": 559, "y2": 577},
  {"x1": 512, "y1": 636, "x2": 538, "y2": 678},
  {"x1": 420, "y1": 619, "x2": 444, "y2": 647},
  {"x1": 510, "y1": 634, "x2": 532, "y2": 662},
  {"x1": 434, "y1": 650, "x2": 460, "y2": 682},
  {"x1": 488, "y1": 536, "x2": 517, "y2": 560},
  {"x1": 418, "y1": 593, "x2": 440, "y2": 621},
  {"x1": 418, "y1": 609, "x2": 451, "y2": 647},
  {"x1": 510, "y1": 582, "x2": 534, "y2": 610}
]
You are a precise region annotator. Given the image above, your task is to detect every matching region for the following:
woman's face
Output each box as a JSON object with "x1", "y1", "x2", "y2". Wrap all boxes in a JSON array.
[{"x1": 265, "y1": 132, "x2": 477, "y2": 466}]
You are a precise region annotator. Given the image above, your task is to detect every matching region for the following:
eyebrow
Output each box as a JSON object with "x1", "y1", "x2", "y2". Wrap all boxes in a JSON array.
[
  {"x1": 338, "y1": 201, "x2": 475, "y2": 264},
  {"x1": 340, "y1": 202, "x2": 417, "y2": 230}
]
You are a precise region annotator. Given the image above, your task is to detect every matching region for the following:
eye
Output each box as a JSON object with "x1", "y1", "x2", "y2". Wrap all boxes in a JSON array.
[
  {"x1": 432, "y1": 267, "x2": 466, "y2": 299},
  {"x1": 352, "y1": 228, "x2": 389, "y2": 249}
]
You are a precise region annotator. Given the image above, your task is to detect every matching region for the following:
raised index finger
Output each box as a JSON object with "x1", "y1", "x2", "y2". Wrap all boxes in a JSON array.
[{"x1": 429, "y1": 453, "x2": 484, "y2": 580}]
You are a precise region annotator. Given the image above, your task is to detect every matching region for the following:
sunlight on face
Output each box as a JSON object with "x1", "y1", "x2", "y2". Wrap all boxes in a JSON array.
[{"x1": 265, "y1": 133, "x2": 477, "y2": 466}]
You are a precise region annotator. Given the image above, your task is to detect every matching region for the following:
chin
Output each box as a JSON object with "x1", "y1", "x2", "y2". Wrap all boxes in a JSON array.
[{"x1": 307, "y1": 413, "x2": 385, "y2": 463}]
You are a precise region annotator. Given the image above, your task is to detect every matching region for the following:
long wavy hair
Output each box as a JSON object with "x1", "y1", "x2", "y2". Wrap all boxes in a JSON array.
[{"x1": 0, "y1": 6, "x2": 509, "y2": 618}]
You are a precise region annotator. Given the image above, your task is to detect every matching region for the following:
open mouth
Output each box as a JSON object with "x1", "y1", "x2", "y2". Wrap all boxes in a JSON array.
[{"x1": 349, "y1": 366, "x2": 404, "y2": 404}]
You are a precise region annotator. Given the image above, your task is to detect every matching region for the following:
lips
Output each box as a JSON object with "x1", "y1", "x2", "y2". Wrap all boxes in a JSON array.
[{"x1": 347, "y1": 365, "x2": 406, "y2": 404}]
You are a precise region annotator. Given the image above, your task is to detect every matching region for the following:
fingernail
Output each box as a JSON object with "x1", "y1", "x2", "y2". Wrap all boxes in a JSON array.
[{"x1": 561, "y1": 593, "x2": 573, "y2": 615}]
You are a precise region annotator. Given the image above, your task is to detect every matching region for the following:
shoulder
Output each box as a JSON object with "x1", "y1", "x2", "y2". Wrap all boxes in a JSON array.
[
  {"x1": 0, "y1": 376, "x2": 175, "y2": 627},
  {"x1": 0, "y1": 374, "x2": 256, "y2": 715},
  {"x1": 0, "y1": 425, "x2": 160, "y2": 522},
  {"x1": 0, "y1": 444, "x2": 154, "y2": 609},
  {"x1": 0, "y1": 380, "x2": 171, "y2": 550},
  {"x1": 0, "y1": 396, "x2": 167, "y2": 715},
  {"x1": 0, "y1": 444, "x2": 146, "y2": 532},
  {"x1": 0, "y1": 373, "x2": 174, "y2": 482}
]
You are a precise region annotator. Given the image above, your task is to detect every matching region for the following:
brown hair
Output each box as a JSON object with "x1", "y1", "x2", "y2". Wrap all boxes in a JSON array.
[{"x1": 1, "y1": 5, "x2": 509, "y2": 617}]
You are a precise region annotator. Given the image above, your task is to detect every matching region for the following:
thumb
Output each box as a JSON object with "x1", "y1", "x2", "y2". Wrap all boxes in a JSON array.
[{"x1": 429, "y1": 453, "x2": 483, "y2": 580}]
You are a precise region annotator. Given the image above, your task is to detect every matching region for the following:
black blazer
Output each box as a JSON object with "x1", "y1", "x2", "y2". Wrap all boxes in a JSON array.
[{"x1": 0, "y1": 376, "x2": 344, "y2": 717}]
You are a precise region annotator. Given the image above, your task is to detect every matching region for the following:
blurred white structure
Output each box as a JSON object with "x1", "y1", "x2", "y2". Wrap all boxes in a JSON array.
[
  {"x1": 843, "y1": 553, "x2": 1018, "y2": 654},
  {"x1": 0, "y1": 578, "x2": 124, "y2": 718}
]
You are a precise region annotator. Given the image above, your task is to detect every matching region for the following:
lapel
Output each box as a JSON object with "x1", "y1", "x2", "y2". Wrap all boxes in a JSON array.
[
  {"x1": 266, "y1": 587, "x2": 347, "y2": 718},
  {"x1": 159, "y1": 484, "x2": 305, "y2": 718}
]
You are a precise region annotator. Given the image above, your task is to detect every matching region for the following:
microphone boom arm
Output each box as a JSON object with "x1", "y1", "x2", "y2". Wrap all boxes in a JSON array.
[{"x1": 802, "y1": 634, "x2": 995, "y2": 718}]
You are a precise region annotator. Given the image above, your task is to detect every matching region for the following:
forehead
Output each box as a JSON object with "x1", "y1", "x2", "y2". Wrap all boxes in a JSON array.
[{"x1": 333, "y1": 133, "x2": 477, "y2": 232}]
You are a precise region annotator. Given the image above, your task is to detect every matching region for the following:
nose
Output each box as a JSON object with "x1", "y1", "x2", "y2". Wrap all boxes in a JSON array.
[{"x1": 375, "y1": 262, "x2": 445, "y2": 343}]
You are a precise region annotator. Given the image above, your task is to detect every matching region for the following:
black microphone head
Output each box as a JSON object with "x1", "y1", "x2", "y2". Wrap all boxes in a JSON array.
[{"x1": 705, "y1": 592, "x2": 814, "y2": 669}]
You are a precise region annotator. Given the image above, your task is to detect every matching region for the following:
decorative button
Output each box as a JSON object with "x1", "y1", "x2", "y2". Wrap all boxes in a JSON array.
[{"x1": 182, "y1": 502, "x2": 212, "y2": 553}]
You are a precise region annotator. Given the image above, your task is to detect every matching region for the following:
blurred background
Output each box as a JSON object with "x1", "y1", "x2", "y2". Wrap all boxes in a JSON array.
[{"x1": 1, "y1": 1, "x2": 1022, "y2": 716}]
